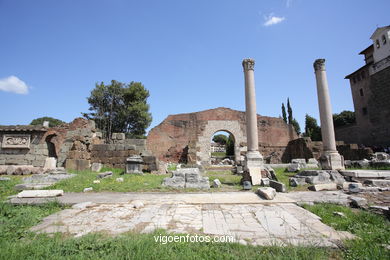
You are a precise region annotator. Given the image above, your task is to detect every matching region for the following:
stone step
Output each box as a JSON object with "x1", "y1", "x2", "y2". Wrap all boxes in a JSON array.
[
  {"x1": 16, "y1": 190, "x2": 64, "y2": 198},
  {"x1": 364, "y1": 179, "x2": 390, "y2": 187},
  {"x1": 340, "y1": 170, "x2": 390, "y2": 178}
]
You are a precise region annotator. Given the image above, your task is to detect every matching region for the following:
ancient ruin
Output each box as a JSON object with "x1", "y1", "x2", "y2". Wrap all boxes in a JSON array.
[{"x1": 313, "y1": 59, "x2": 345, "y2": 170}]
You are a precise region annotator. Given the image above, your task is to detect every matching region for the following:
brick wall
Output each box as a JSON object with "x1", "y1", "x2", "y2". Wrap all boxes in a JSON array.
[{"x1": 147, "y1": 107, "x2": 297, "y2": 164}]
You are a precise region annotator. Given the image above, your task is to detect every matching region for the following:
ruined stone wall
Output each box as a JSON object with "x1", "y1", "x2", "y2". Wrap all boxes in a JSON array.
[
  {"x1": 147, "y1": 107, "x2": 297, "y2": 164},
  {"x1": 42, "y1": 118, "x2": 99, "y2": 167},
  {"x1": 0, "y1": 131, "x2": 48, "y2": 166},
  {"x1": 283, "y1": 137, "x2": 372, "y2": 161},
  {"x1": 90, "y1": 139, "x2": 147, "y2": 168}
]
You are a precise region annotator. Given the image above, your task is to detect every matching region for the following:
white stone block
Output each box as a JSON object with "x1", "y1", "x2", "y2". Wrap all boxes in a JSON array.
[{"x1": 17, "y1": 190, "x2": 63, "y2": 198}]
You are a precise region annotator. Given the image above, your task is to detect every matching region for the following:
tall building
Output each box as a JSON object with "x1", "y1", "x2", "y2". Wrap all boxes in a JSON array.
[{"x1": 336, "y1": 26, "x2": 390, "y2": 146}]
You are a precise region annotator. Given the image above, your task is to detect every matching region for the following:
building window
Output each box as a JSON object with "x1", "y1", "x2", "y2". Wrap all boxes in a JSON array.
[
  {"x1": 376, "y1": 39, "x2": 380, "y2": 49},
  {"x1": 383, "y1": 35, "x2": 387, "y2": 45},
  {"x1": 361, "y1": 71, "x2": 365, "y2": 79},
  {"x1": 357, "y1": 73, "x2": 361, "y2": 81},
  {"x1": 352, "y1": 77, "x2": 356, "y2": 84},
  {"x1": 362, "y1": 107, "x2": 368, "y2": 115},
  {"x1": 360, "y1": 88, "x2": 364, "y2": 96}
]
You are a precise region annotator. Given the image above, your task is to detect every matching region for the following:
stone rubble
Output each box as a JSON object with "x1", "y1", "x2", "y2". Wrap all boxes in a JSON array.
[
  {"x1": 269, "y1": 180, "x2": 286, "y2": 193},
  {"x1": 17, "y1": 190, "x2": 64, "y2": 198},
  {"x1": 162, "y1": 168, "x2": 210, "y2": 190},
  {"x1": 257, "y1": 187, "x2": 276, "y2": 200},
  {"x1": 98, "y1": 171, "x2": 113, "y2": 179}
]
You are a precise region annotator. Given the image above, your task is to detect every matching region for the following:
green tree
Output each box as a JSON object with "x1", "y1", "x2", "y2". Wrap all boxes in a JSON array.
[
  {"x1": 281, "y1": 103, "x2": 287, "y2": 123},
  {"x1": 226, "y1": 134, "x2": 235, "y2": 156},
  {"x1": 30, "y1": 117, "x2": 65, "y2": 127},
  {"x1": 83, "y1": 80, "x2": 152, "y2": 139},
  {"x1": 304, "y1": 114, "x2": 322, "y2": 141},
  {"x1": 291, "y1": 118, "x2": 301, "y2": 135},
  {"x1": 212, "y1": 134, "x2": 228, "y2": 145},
  {"x1": 333, "y1": 110, "x2": 356, "y2": 127},
  {"x1": 287, "y1": 98, "x2": 293, "y2": 124}
]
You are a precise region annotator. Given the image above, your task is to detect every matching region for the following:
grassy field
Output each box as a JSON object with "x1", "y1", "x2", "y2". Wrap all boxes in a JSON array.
[
  {"x1": 1, "y1": 169, "x2": 390, "y2": 259},
  {"x1": 48, "y1": 167, "x2": 174, "y2": 192},
  {"x1": 304, "y1": 203, "x2": 390, "y2": 260},
  {"x1": 273, "y1": 168, "x2": 311, "y2": 191},
  {"x1": 0, "y1": 175, "x2": 23, "y2": 201},
  {"x1": 211, "y1": 152, "x2": 227, "y2": 157}
]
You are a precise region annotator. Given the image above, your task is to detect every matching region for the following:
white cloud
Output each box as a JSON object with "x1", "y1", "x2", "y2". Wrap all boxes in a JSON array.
[
  {"x1": 0, "y1": 76, "x2": 29, "y2": 94},
  {"x1": 263, "y1": 14, "x2": 286, "y2": 27}
]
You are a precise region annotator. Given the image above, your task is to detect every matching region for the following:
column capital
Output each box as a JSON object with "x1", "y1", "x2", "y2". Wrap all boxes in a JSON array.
[
  {"x1": 313, "y1": 59, "x2": 326, "y2": 71},
  {"x1": 242, "y1": 58, "x2": 255, "y2": 71}
]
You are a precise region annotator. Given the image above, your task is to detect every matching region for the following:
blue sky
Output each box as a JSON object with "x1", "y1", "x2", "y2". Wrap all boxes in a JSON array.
[{"x1": 0, "y1": 0, "x2": 389, "y2": 133}]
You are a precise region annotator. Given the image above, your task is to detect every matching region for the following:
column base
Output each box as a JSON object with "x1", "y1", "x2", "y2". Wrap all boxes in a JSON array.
[
  {"x1": 319, "y1": 151, "x2": 345, "y2": 170},
  {"x1": 244, "y1": 151, "x2": 264, "y2": 185}
]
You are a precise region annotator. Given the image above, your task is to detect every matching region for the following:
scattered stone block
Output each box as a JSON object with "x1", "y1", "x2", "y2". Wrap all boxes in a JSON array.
[
  {"x1": 91, "y1": 163, "x2": 103, "y2": 172},
  {"x1": 298, "y1": 170, "x2": 331, "y2": 184},
  {"x1": 212, "y1": 179, "x2": 222, "y2": 188},
  {"x1": 291, "y1": 158, "x2": 307, "y2": 168},
  {"x1": 236, "y1": 166, "x2": 243, "y2": 174},
  {"x1": 163, "y1": 168, "x2": 210, "y2": 189},
  {"x1": 132, "y1": 200, "x2": 144, "y2": 209},
  {"x1": 308, "y1": 158, "x2": 319, "y2": 165},
  {"x1": 257, "y1": 187, "x2": 276, "y2": 200},
  {"x1": 0, "y1": 177, "x2": 11, "y2": 181},
  {"x1": 329, "y1": 171, "x2": 345, "y2": 184},
  {"x1": 309, "y1": 183, "x2": 337, "y2": 191},
  {"x1": 289, "y1": 177, "x2": 307, "y2": 187},
  {"x1": 243, "y1": 181, "x2": 252, "y2": 190},
  {"x1": 65, "y1": 159, "x2": 91, "y2": 171},
  {"x1": 260, "y1": 178, "x2": 270, "y2": 186},
  {"x1": 43, "y1": 158, "x2": 57, "y2": 170},
  {"x1": 287, "y1": 163, "x2": 300, "y2": 172},
  {"x1": 364, "y1": 179, "x2": 390, "y2": 187},
  {"x1": 269, "y1": 180, "x2": 286, "y2": 192},
  {"x1": 126, "y1": 155, "x2": 143, "y2": 174},
  {"x1": 348, "y1": 183, "x2": 361, "y2": 193},
  {"x1": 16, "y1": 190, "x2": 63, "y2": 198},
  {"x1": 349, "y1": 196, "x2": 367, "y2": 208},
  {"x1": 247, "y1": 166, "x2": 262, "y2": 185},
  {"x1": 342, "y1": 182, "x2": 362, "y2": 191},
  {"x1": 116, "y1": 177, "x2": 124, "y2": 182},
  {"x1": 83, "y1": 187, "x2": 93, "y2": 192},
  {"x1": 162, "y1": 176, "x2": 185, "y2": 189},
  {"x1": 93, "y1": 180, "x2": 101, "y2": 184},
  {"x1": 98, "y1": 171, "x2": 113, "y2": 179}
]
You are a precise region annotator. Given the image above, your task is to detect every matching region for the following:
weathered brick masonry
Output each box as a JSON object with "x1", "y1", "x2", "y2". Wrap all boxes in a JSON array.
[{"x1": 147, "y1": 107, "x2": 298, "y2": 164}]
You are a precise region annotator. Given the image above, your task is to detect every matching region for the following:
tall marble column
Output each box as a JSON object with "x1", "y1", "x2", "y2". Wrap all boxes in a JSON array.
[
  {"x1": 242, "y1": 58, "x2": 263, "y2": 184},
  {"x1": 313, "y1": 59, "x2": 345, "y2": 170}
]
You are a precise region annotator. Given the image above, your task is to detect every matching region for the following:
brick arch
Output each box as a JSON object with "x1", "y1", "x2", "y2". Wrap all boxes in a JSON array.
[
  {"x1": 196, "y1": 120, "x2": 245, "y2": 164},
  {"x1": 146, "y1": 107, "x2": 297, "y2": 165}
]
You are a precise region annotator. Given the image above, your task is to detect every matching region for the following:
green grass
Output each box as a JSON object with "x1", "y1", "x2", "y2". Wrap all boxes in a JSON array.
[
  {"x1": 205, "y1": 170, "x2": 242, "y2": 191},
  {"x1": 47, "y1": 167, "x2": 176, "y2": 192},
  {"x1": 273, "y1": 168, "x2": 311, "y2": 191},
  {"x1": 304, "y1": 203, "x2": 390, "y2": 260},
  {"x1": 211, "y1": 152, "x2": 227, "y2": 157},
  {"x1": 0, "y1": 175, "x2": 23, "y2": 201}
]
